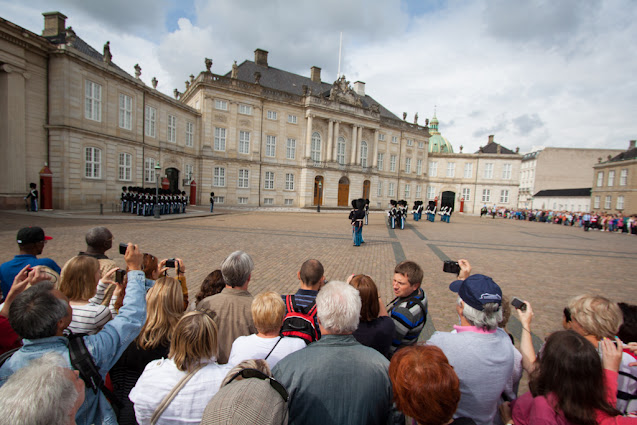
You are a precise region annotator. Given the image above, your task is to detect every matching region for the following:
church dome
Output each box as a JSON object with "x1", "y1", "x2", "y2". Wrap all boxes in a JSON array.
[{"x1": 427, "y1": 111, "x2": 454, "y2": 153}]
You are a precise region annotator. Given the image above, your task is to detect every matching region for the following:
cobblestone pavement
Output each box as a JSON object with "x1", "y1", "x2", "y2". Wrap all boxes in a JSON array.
[{"x1": 2, "y1": 207, "x2": 636, "y2": 348}]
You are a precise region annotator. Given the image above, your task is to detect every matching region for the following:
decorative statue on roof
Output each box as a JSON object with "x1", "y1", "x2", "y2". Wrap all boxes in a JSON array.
[
  {"x1": 329, "y1": 75, "x2": 362, "y2": 107},
  {"x1": 151, "y1": 77, "x2": 158, "y2": 89},
  {"x1": 134, "y1": 64, "x2": 141, "y2": 79},
  {"x1": 173, "y1": 89, "x2": 180, "y2": 99},
  {"x1": 103, "y1": 41, "x2": 112, "y2": 64},
  {"x1": 254, "y1": 71, "x2": 261, "y2": 84},
  {"x1": 414, "y1": 113, "x2": 418, "y2": 124},
  {"x1": 403, "y1": 112, "x2": 407, "y2": 121},
  {"x1": 65, "y1": 26, "x2": 76, "y2": 44},
  {"x1": 205, "y1": 58, "x2": 212, "y2": 72},
  {"x1": 231, "y1": 61, "x2": 238, "y2": 79}
]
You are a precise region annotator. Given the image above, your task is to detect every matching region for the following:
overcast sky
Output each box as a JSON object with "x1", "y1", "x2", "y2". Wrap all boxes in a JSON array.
[{"x1": 2, "y1": 0, "x2": 635, "y2": 154}]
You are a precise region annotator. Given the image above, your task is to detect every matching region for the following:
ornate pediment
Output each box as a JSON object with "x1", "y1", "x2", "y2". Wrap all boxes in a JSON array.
[{"x1": 329, "y1": 75, "x2": 363, "y2": 107}]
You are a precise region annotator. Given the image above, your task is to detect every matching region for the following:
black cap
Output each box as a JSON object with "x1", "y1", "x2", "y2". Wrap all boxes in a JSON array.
[{"x1": 17, "y1": 227, "x2": 52, "y2": 244}]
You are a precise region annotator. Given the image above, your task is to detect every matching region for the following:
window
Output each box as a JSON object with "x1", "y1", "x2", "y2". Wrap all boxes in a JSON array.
[
  {"x1": 390, "y1": 155, "x2": 397, "y2": 172},
  {"x1": 604, "y1": 195, "x2": 611, "y2": 209},
  {"x1": 239, "y1": 104, "x2": 252, "y2": 115},
  {"x1": 118, "y1": 94, "x2": 132, "y2": 130},
  {"x1": 404, "y1": 184, "x2": 410, "y2": 198},
  {"x1": 215, "y1": 99, "x2": 228, "y2": 110},
  {"x1": 596, "y1": 171, "x2": 604, "y2": 187},
  {"x1": 264, "y1": 198, "x2": 274, "y2": 205},
  {"x1": 446, "y1": 162, "x2": 455, "y2": 177},
  {"x1": 185, "y1": 164, "x2": 194, "y2": 181},
  {"x1": 407, "y1": 139, "x2": 413, "y2": 146},
  {"x1": 416, "y1": 159, "x2": 422, "y2": 175},
  {"x1": 418, "y1": 141, "x2": 425, "y2": 149},
  {"x1": 377, "y1": 153, "x2": 384, "y2": 171},
  {"x1": 360, "y1": 141, "x2": 368, "y2": 167},
  {"x1": 594, "y1": 196, "x2": 600, "y2": 209},
  {"x1": 264, "y1": 171, "x2": 274, "y2": 189},
  {"x1": 214, "y1": 128, "x2": 226, "y2": 151},
  {"x1": 337, "y1": 137, "x2": 346, "y2": 165},
  {"x1": 500, "y1": 190, "x2": 509, "y2": 203},
  {"x1": 238, "y1": 169, "x2": 249, "y2": 188},
  {"x1": 118, "y1": 153, "x2": 131, "y2": 181},
  {"x1": 428, "y1": 161, "x2": 438, "y2": 177},
  {"x1": 239, "y1": 131, "x2": 250, "y2": 154},
  {"x1": 214, "y1": 196, "x2": 225, "y2": 204},
  {"x1": 284, "y1": 199, "x2": 293, "y2": 206},
  {"x1": 462, "y1": 188, "x2": 471, "y2": 201},
  {"x1": 608, "y1": 170, "x2": 615, "y2": 186},
  {"x1": 620, "y1": 169, "x2": 628, "y2": 186},
  {"x1": 267, "y1": 110, "x2": 278, "y2": 120},
  {"x1": 286, "y1": 138, "x2": 296, "y2": 159},
  {"x1": 416, "y1": 185, "x2": 422, "y2": 198},
  {"x1": 378, "y1": 133, "x2": 385, "y2": 141},
  {"x1": 185, "y1": 122, "x2": 194, "y2": 147},
  {"x1": 85, "y1": 80, "x2": 102, "y2": 121},
  {"x1": 311, "y1": 132, "x2": 321, "y2": 161},
  {"x1": 617, "y1": 196, "x2": 625, "y2": 210},
  {"x1": 391, "y1": 136, "x2": 398, "y2": 144},
  {"x1": 377, "y1": 181, "x2": 383, "y2": 197},
  {"x1": 285, "y1": 173, "x2": 294, "y2": 190},
  {"x1": 145, "y1": 105, "x2": 156, "y2": 137},
  {"x1": 482, "y1": 189, "x2": 491, "y2": 203},
  {"x1": 238, "y1": 197, "x2": 248, "y2": 204},
  {"x1": 213, "y1": 167, "x2": 225, "y2": 187},
  {"x1": 464, "y1": 163, "x2": 473, "y2": 178},
  {"x1": 389, "y1": 182, "x2": 395, "y2": 197},
  {"x1": 266, "y1": 135, "x2": 276, "y2": 157},
  {"x1": 167, "y1": 114, "x2": 176, "y2": 143},
  {"x1": 288, "y1": 114, "x2": 297, "y2": 124},
  {"x1": 85, "y1": 147, "x2": 101, "y2": 179},
  {"x1": 405, "y1": 157, "x2": 411, "y2": 173},
  {"x1": 427, "y1": 186, "x2": 436, "y2": 199},
  {"x1": 484, "y1": 163, "x2": 494, "y2": 179},
  {"x1": 144, "y1": 157, "x2": 156, "y2": 183},
  {"x1": 502, "y1": 163, "x2": 512, "y2": 179}
]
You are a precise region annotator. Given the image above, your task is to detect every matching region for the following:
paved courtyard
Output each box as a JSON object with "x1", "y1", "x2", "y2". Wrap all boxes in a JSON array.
[{"x1": 1, "y1": 207, "x2": 636, "y2": 347}]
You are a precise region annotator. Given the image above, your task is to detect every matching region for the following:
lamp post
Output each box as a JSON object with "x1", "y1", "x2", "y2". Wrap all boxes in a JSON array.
[
  {"x1": 154, "y1": 161, "x2": 161, "y2": 219},
  {"x1": 317, "y1": 181, "x2": 322, "y2": 213}
]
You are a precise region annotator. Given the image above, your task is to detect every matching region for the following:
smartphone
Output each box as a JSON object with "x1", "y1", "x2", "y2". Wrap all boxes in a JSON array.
[
  {"x1": 119, "y1": 243, "x2": 128, "y2": 255},
  {"x1": 442, "y1": 260, "x2": 460, "y2": 275},
  {"x1": 115, "y1": 269, "x2": 126, "y2": 284},
  {"x1": 511, "y1": 297, "x2": 527, "y2": 312},
  {"x1": 165, "y1": 259, "x2": 176, "y2": 268}
]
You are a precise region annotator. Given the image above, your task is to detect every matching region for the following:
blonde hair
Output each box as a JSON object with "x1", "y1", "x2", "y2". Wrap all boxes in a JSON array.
[
  {"x1": 58, "y1": 255, "x2": 100, "y2": 301},
  {"x1": 137, "y1": 276, "x2": 184, "y2": 350},
  {"x1": 568, "y1": 294, "x2": 623, "y2": 339},
  {"x1": 252, "y1": 291, "x2": 285, "y2": 334},
  {"x1": 169, "y1": 310, "x2": 218, "y2": 372}
]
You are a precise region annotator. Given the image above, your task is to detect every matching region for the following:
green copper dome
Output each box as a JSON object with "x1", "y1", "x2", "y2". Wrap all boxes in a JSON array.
[{"x1": 428, "y1": 112, "x2": 454, "y2": 153}]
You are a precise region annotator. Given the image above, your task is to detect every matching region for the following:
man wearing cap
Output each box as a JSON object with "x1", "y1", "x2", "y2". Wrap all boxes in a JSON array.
[
  {"x1": 427, "y1": 259, "x2": 514, "y2": 425},
  {"x1": 0, "y1": 227, "x2": 60, "y2": 299}
]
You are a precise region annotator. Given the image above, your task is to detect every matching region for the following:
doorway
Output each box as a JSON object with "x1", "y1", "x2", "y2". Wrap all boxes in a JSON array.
[
  {"x1": 165, "y1": 168, "x2": 180, "y2": 193},
  {"x1": 313, "y1": 176, "x2": 324, "y2": 206},
  {"x1": 337, "y1": 176, "x2": 350, "y2": 206},
  {"x1": 362, "y1": 180, "x2": 370, "y2": 200},
  {"x1": 441, "y1": 190, "x2": 456, "y2": 211}
]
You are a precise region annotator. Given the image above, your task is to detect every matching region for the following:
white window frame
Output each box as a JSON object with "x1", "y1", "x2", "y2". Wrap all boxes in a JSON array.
[
  {"x1": 168, "y1": 114, "x2": 177, "y2": 143},
  {"x1": 337, "y1": 137, "x2": 346, "y2": 165},
  {"x1": 238, "y1": 197, "x2": 248, "y2": 204},
  {"x1": 500, "y1": 189, "x2": 509, "y2": 203},
  {"x1": 238, "y1": 104, "x2": 252, "y2": 115},
  {"x1": 594, "y1": 196, "x2": 600, "y2": 209},
  {"x1": 464, "y1": 163, "x2": 473, "y2": 178},
  {"x1": 285, "y1": 173, "x2": 294, "y2": 190},
  {"x1": 264, "y1": 171, "x2": 274, "y2": 189},
  {"x1": 377, "y1": 181, "x2": 383, "y2": 197},
  {"x1": 184, "y1": 164, "x2": 194, "y2": 182},
  {"x1": 266, "y1": 135, "x2": 276, "y2": 157},
  {"x1": 405, "y1": 157, "x2": 411, "y2": 174},
  {"x1": 418, "y1": 141, "x2": 424, "y2": 149},
  {"x1": 482, "y1": 189, "x2": 491, "y2": 203},
  {"x1": 389, "y1": 182, "x2": 395, "y2": 197},
  {"x1": 391, "y1": 136, "x2": 398, "y2": 144},
  {"x1": 118, "y1": 93, "x2": 132, "y2": 130},
  {"x1": 484, "y1": 163, "x2": 494, "y2": 179},
  {"x1": 462, "y1": 188, "x2": 471, "y2": 201},
  {"x1": 118, "y1": 152, "x2": 132, "y2": 181},
  {"x1": 239, "y1": 131, "x2": 250, "y2": 154},
  {"x1": 286, "y1": 138, "x2": 296, "y2": 159},
  {"x1": 502, "y1": 163, "x2": 512, "y2": 180},
  {"x1": 406, "y1": 139, "x2": 413, "y2": 146},
  {"x1": 144, "y1": 157, "x2": 156, "y2": 183},
  {"x1": 284, "y1": 199, "x2": 293, "y2": 206},
  {"x1": 446, "y1": 162, "x2": 455, "y2": 178},
  {"x1": 145, "y1": 105, "x2": 156, "y2": 138},
  {"x1": 617, "y1": 195, "x2": 624, "y2": 210},
  {"x1": 360, "y1": 141, "x2": 368, "y2": 167},
  {"x1": 214, "y1": 196, "x2": 225, "y2": 204},
  {"x1": 185, "y1": 122, "x2": 194, "y2": 147},
  {"x1": 416, "y1": 185, "x2": 422, "y2": 198},
  {"x1": 608, "y1": 170, "x2": 615, "y2": 186},
  {"x1": 215, "y1": 99, "x2": 228, "y2": 111},
  {"x1": 267, "y1": 110, "x2": 278, "y2": 120},
  {"x1": 378, "y1": 133, "x2": 385, "y2": 141},
  {"x1": 238, "y1": 169, "x2": 250, "y2": 188},
  {"x1": 85, "y1": 80, "x2": 102, "y2": 122},
  {"x1": 604, "y1": 195, "x2": 611, "y2": 209},
  {"x1": 427, "y1": 186, "x2": 436, "y2": 200},
  {"x1": 213, "y1": 167, "x2": 225, "y2": 187},
  {"x1": 288, "y1": 114, "x2": 297, "y2": 124},
  {"x1": 390, "y1": 155, "x2": 397, "y2": 172},
  {"x1": 404, "y1": 183, "x2": 411, "y2": 198},
  {"x1": 85, "y1": 147, "x2": 101, "y2": 179},
  {"x1": 377, "y1": 153, "x2": 384, "y2": 171},
  {"x1": 596, "y1": 171, "x2": 604, "y2": 187},
  {"x1": 428, "y1": 161, "x2": 438, "y2": 177},
  {"x1": 416, "y1": 159, "x2": 422, "y2": 176},
  {"x1": 620, "y1": 169, "x2": 628, "y2": 186},
  {"x1": 310, "y1": 132, "x2": 321, "y2": 162},
  {"x1": 263, "y1": 198, "x2": 274, "y2": 205},
  {"x1": 214, "y1": 127, "x2": 226, "y2": 151}
]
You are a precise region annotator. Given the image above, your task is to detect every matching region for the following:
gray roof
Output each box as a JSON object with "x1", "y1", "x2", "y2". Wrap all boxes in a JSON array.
[
  {"x1": 534, "y1": 188, "x2": 591, "y2": 197},
  {"x1": 476, "y1": 142, "x2": 517, "y2": 155},
  {"x1": 608, "y1": 147, "x2": 637, "y2": 163},
  {"x1": 225, "y1": 60, "x2": 400, "y2": 120}
]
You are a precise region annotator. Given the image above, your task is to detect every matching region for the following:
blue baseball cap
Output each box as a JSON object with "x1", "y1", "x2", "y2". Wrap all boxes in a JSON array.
[{"x1": 449, "y1": 274, "x2": 502, "y2": 311}]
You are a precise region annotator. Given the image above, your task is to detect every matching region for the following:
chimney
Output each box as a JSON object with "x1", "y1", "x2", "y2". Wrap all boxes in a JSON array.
[
  {"x1": 42, "y1": 11, "x2": 67, "y2": 37},
  {"x1": 310, "y1": 66, "x2": 321, "y2": 83},
  {"x1": 630, "y1": 140, "x2": 636, "y2": 149},
  {"x1": 254, "y1": 49, "x2": 269, "y2": 67},
  {"x1": 488, "y1": 135, "x2": 494, "y2": 144},
  {"x1": 353, "y1": 81, "x2": 366, "y2": 96}
]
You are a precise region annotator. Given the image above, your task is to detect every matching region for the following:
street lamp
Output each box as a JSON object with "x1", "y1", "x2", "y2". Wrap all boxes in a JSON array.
[
  {"x1": 317, "y1": 180, "x2": 322, "y2": 213},
  {"x1": 154, "y1": 161, "x2": 161, "y2": 219}
]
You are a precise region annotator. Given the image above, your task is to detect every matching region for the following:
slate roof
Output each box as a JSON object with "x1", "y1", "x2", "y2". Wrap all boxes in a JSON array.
[
  {"x1": 608, "y1": 147, "x2": 637, "y2": 163},
  {"x1": 226, "y1": 60, "x2": 401, "y2": 120},
  {"x1": 476, "y1": 142, "x2": 517, "y2": 155},
  {"x1": 534, "y1": 188, "x2": 591, "y2": 197}
]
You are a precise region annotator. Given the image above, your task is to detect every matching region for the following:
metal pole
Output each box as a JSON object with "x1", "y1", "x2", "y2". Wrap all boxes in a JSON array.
[{"x1": 154, "y1": 163, "x2": 161, "y2": 219}]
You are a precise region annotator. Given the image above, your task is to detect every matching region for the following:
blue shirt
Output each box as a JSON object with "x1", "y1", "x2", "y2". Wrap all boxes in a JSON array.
[
  {"x1": 0, "y1": 254, "x2": 61, "y2": 298},
  {"x1": 0, "y1": 270, "x2": 152, "y2": 425}
]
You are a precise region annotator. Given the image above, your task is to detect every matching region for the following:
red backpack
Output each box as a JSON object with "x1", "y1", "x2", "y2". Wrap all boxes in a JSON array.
[{"x1": 280, "y1": 295, "x2": 319, "y2": 344}]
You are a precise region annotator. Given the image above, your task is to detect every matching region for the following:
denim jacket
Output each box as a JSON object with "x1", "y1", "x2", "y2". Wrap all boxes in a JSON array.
[{"x1": 0, "y1": 270, "x2": 152, "y2": 425}]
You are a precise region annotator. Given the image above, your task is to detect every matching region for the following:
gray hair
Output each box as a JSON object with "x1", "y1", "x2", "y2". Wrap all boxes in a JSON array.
[
  {"x1": 220, "y1": 359, "x2": 272, "y2": 387},
  {"x1": 9, "y1": 282, "x2": 69, "y2": 339},
  {"x1": 316, "y1": 281, "x2": 361, "y2": 334},
  {"x1": 221, "y1": 251, "x2": 254, "y2": 288},
  {"x1": 85, "y1": 227, "x2": 112, "y2": 250},
  {"x1": 0, "y1": 352, "x2": 81, "y2": 425},
  {"x1": 457, "y1": 296, "x2": 502, "y2": 331}
]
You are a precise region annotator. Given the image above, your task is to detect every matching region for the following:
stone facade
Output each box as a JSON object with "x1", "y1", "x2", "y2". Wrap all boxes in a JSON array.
[{"x1": 591, "y1": 141, "x2": 637, "y2": 214}]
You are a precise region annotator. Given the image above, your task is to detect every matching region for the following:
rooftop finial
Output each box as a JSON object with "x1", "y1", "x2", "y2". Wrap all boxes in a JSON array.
[
  {"x1": 205, "y1": 58, "x2": 212, "y2": 72},
  {"x1": 103, "y1": 41, "x2": 111, "y2": 64}
]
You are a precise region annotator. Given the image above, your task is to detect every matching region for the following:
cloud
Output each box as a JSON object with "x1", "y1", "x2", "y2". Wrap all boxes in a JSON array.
[{"x1": 512, "y1": 114, "x2": 544, "y2": 135}]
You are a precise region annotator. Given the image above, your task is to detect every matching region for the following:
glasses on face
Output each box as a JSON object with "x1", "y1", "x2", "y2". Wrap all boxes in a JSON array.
[
  {"x1": 563, "y1": 307, "x2": 572, "y2": 323},
  {"x1": 226, "y1": 368, "x2": 289, "y2": 402}
]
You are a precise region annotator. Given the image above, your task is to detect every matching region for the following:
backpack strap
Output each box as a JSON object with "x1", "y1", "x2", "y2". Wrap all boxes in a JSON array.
[
  {"x1": 264, "y1": 337, "x2": 282, "y2": 360},
  {"x1": 0, "y1": 347, "x2": 20, "y2": 368},
  {"x1": 291, "y1": 296, "x2": 316, "y2": 316}
]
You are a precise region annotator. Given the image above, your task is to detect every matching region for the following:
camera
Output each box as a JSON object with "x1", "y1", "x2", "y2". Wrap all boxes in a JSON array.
[
  {"x1": 115, "y1": 269, "x2": 126, "y2": 284},
  {"x1": 442, "y1": 260, "x2": 460, "y2": 275},
  {"x1": 511, "y1": 297, "x2": 527, "y2": 312},
  {"x1": 119, "y1": 243, "x2": 128, "y2": 255},
  {"x1": 165, "y1": 259, "x2": 176, "y2": 268}
]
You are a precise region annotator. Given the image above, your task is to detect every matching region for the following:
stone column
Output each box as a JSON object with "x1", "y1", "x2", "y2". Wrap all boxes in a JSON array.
[
  {"x1": 372, "y1": 129, "x2": 379, "y2": 168},
  {"x1": 357, "y1": 126, "x2": 364, "y2": 165},
  {"x1": 350, "y1": 125, "x2": 358, "y2": 165},
  {"x1": 327, "y1": 120, "x2": 334, "y2": 162},
  {"x1": 333, "y1": 121, "x2": 340, "y2": 162},
  {"x1": 305, "y1": 113, "x2": 314, "y2": 159}
]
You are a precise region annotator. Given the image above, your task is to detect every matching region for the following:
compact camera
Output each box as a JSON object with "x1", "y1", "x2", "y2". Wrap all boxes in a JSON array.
[
  {"x1": 511, "y1": 297, "x2": 527, "y2": 312},
  {"x1": 442, "y1": 260, "x2": 460, "y2": 275}
]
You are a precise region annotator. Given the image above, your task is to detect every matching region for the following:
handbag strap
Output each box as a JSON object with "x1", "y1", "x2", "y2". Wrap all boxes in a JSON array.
[
  {"x1": 264, "y1": 337, "x2": 282, "y2": 360},
  {"x1": 150, "y1": 362, "x2": 206, "y2": 425}
]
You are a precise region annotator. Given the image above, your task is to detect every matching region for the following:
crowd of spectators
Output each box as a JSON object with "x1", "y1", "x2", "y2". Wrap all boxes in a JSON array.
[{"x1": 0, "y1": 225, "x2": 636, "y2": 425}]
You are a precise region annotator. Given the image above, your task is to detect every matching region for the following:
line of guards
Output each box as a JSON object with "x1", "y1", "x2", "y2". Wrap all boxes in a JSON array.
[
  {"x1": 120, "y1": 186, "x2": 189, "y2": 216},
  {"x1": 387, "y1": 200, "x2": 453, "y2": 229}
]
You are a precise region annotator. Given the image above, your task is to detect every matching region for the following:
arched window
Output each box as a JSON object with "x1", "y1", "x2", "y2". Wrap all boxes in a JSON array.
[
  {"x1": 337, "y1": 137, "x2": 346, "y2": 165},
  {"x1": 311, "y1": 132, "x2": 321, "y2": 162},
  {"x1": 360, "y1": 141, "x2": 368, "y2": 167}
]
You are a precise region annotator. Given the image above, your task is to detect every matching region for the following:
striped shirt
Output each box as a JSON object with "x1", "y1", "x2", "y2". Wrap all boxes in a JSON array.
[
  {"x1": 66, "y1": 280, "x2": 113, "y2": 335},
  {"x1": 388, "y1": 288, "x2": 427, "y2": 355}
]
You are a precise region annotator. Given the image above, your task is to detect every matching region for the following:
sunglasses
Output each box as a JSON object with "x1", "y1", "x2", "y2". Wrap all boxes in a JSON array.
[
  {"x1": 226, "y1": 368, "x2": 289, "y2": 402},
  {"x1": 563, "y1": 307, "x2": 571, "y2": 323}
]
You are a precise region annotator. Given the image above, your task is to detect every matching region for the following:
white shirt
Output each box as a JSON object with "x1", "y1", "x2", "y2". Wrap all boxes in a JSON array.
[
  {"x1": 228, "y1": 334, "x2": 306, "y2": 368},
  {"x1": 129, "y1": 358, "x2": 232, "y2": 425}
]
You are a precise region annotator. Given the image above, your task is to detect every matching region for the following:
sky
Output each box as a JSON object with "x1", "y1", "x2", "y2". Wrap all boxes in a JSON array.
[{"x1": 2, "y1": 0, "x2": 635, "y2": 154}]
